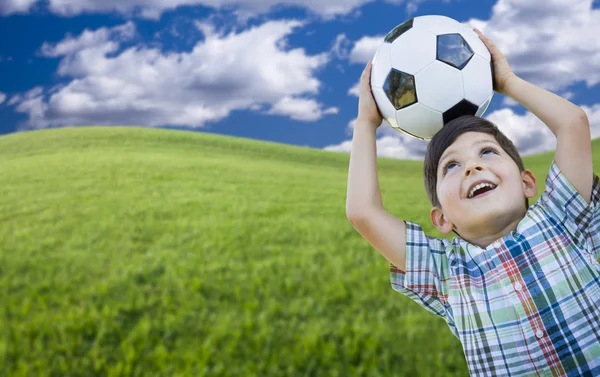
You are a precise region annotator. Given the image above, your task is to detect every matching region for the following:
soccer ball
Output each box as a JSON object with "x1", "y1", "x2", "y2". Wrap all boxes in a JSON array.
[{"x1": 370, "y1": 15, "x2": 494, "y2": 140}]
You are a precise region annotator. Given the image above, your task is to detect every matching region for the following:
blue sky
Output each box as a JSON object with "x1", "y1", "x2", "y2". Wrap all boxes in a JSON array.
[{"x1": 1, "y1": 0, "x2": 599, "y2": 159}]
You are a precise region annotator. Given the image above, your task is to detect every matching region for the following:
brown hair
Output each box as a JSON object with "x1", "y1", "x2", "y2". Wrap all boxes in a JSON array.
[{"x1": 423, "y1": 115, "x2": 527, "y2": 209}]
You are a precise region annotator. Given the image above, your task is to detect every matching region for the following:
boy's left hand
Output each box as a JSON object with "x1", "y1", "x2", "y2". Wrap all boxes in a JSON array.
[{"x1": 474, "y1": 28, "x2": 515, "y2": 95}]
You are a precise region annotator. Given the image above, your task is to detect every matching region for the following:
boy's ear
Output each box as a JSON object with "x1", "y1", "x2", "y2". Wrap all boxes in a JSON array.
[
  {"x1": 521, "y1": 169, "x2": 537, "y2": 199},
  {"x1": 430, "y1": 206, "x2": 454, "y2": 234}
]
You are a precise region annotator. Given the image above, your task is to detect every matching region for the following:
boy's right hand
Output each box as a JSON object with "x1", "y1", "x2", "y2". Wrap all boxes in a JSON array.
[{"x1": 357, "y1": 60, "x2": 383, "y2": 130}]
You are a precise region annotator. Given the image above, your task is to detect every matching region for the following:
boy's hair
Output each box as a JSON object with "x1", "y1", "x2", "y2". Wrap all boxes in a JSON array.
[{"x1": 423, "y1": 115, "x2": 527, "y2": 209}]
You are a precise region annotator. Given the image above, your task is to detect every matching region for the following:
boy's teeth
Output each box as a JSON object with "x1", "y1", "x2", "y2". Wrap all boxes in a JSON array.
[{"x1": 468, "y1": 183, "x2": 496, "y2": 198}]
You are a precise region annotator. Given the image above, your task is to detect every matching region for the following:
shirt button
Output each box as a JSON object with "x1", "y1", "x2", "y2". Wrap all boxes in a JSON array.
[
  {"x1": 514, "y1": 282, "x2": 523, "y2": 291},
  {"x1": 493, "y1": 241, "x2": 501, "y2": 248},
  {"x1": 536, "y1": 330, "x2": 544, "y2": 338}
]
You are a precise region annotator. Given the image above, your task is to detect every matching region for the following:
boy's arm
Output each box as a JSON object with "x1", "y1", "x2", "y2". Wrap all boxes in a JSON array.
[
  {"x1": 347, "y1": 119, "x2": 451, "y2": 318},
  {"x1": 346, "y1": 121, "x2": 407, "y2": 271},
  {"x1": 346, "y1": 61, "x2": 407, "y2": 271},
  {"x1": 505, "y1": 76, "x2": 592, "y2": 203},
  {"x1": 476, "y1": 29, "x2": 593, "y2": 204}
]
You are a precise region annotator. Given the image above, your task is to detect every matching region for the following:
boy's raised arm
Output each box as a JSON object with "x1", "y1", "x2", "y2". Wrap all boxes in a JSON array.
[
  {"x1": 475, "y1": 29, "x2": 593, "y2": 203},
  {"x1": 504, "y1": 76, "x2": 592, "y2": 202},
  {"x1": 346, "y1": 61, "x2": 407, "y2": 271}
]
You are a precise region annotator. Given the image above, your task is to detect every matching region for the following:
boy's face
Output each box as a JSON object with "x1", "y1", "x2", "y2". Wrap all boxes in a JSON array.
[{"x1": 430, "y1": 131, "x2": 537, "y2": 242}]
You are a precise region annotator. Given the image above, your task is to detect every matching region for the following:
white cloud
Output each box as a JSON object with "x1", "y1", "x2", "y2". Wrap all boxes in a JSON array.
[
  {"x1": 325, "y1": 119, "x2": 428, "y2": 159},
  {"x1": 0, "y1": 0, "x2": 38, "y2": 15},
  {"x1": 463, "y1": 0, "x2": 600, "y2": 91},
  {"x1": 485, "y1": 108, "x2": 556, "y2": 156},
  {"x1": 0, "y1": 0, "x2": 418, "y2": 19},
  {"x1": 348, "y1": 82, "x2": 360, "y2": 97},
  {"x1": 0, "y1": 92, "x2": 6, "y2": 105},
  {"x1": 10, "y1": 20, "x2": 336, "y2": 130},
  {"x1": 267, "y1": 97, "x2": 338, "y2": 121},
  {"x1": 324, "y1": 132, "x2": 427, "y2": 160},
  {"x1": 502, "y1": 97, "x2": 518, "y2": 107},
  {"x1": 348, "y1": 35, "x2": 384, "y2": 63},
  {"x1": 486, "y1": 104, "x2": 600, "y2": 155},
  {"x1": 52, "y1": 0, "x2": 373, "y2": 19},
  {"x1": 331, "y1": 33, "x2": 352, "y2": 60},
  {"x1": 346, "y1": 35, "x2": 383, "y2": 98},
  {"x1": 40, "y1": 22, "x2": 136, "y2": 58}
]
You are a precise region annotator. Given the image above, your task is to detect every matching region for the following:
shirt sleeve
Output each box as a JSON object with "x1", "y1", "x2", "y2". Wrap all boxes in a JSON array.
[
  {"x1": 539, "y1": 160, "x2": 600, "y2": 260},
  {"x1": 389, "y1": 221, "x2": 452, "y2": 319}
]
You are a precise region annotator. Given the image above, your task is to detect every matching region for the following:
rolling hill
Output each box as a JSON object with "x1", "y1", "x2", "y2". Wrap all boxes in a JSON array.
[{"x1": 1, "y1": 126, "x2": 598, "y2": 377}]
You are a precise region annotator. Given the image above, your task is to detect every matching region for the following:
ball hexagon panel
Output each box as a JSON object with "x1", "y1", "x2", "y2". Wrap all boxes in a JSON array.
[
  {"x1": 383, "y1": 69, "x2": 417, "y2": 110},
  {"x1": 459, "y1": 26, "x2": 491, "y2": 62},
  {"x1": 443, "y1": 99, "x2": 478, "y2": 125},
  {"x1": 371, "y1": 42, "x2": 393, "y2": 88},
  {"x1": 395, "y1": 103, "x2": 444, "y2": 140},
  {"x1": 476, "y1": 94, "x2": 493, "y2": 117},
  {"x1": 413, "y1": 15, "x2": 462, "y2": 35},
  {"x1": 462, "y1": 54, "x2": 493, "y2": 107},
  {"x1": 415, "y1": 61, "x2": 463, "y2": 112},
  {"x1": 371, "y1": 86, "x2": 398, "y2": 126},
  {"x1": 384, "y1": 18, "x2": 414, "y2": 43},
  {"x1": 436, "y1": 34, "x2": 474, "y2": 70},
  {"x1": 389, "y1": 27, "x2": 437, "y2": 75}
]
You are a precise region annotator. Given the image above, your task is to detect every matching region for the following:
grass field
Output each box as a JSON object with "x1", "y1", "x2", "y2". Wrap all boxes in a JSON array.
[{"x1": 1, "y1": 126, "x2": 599, "y2": 377}]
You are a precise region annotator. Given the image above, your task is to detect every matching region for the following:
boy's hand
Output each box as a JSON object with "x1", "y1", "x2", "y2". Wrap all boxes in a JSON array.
[
  {"x1": 357, "y1": 60, "x2": 383, "y2": 129},
  {"x1": 474, "y1": 28, "x2": 516, "y2": 95}
]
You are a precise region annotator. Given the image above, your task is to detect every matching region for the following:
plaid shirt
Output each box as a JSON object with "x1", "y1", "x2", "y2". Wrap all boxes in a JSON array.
[{"x1": 390, "y1": 161, "x2": 600, "y2": 376}]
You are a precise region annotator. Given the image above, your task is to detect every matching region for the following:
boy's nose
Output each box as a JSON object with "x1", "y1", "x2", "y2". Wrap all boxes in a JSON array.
[{"x1": 464, "y1": 162, "x2": 483, "y2": 176}]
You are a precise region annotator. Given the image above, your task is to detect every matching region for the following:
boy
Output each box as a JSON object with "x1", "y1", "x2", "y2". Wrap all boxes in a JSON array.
[{"x1": 346, "y1": 29, "x2": 600, "y2": 376}]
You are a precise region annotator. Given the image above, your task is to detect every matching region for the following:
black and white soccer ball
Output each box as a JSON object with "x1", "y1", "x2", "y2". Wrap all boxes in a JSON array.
[{"x1": 370, "y1": 15, "x2": 494, "y2": 140}]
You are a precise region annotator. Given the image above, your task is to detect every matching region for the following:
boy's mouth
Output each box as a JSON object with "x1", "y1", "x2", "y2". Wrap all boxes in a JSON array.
[{"x1": 466, "y1": 182, "x2": 497, "y2": 199}]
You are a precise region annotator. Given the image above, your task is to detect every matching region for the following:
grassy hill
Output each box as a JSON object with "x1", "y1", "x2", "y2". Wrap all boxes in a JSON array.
[{"x1": 1, "y1": 126, "x2": 598, "y2": 377}]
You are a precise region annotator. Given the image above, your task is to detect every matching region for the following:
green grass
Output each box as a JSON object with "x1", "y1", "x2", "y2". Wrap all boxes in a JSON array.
[{"x1": 1, "y1": 126, "x2": 599, "y2": 377}]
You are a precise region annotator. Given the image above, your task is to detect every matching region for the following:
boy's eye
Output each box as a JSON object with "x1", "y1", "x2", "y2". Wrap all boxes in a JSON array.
[
  {"x1": 481, "y1": 147, "x2": 498, "y2": 156},
  {"x1": 443, "y1": 162, "x2": 458, "y2": 175}
]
